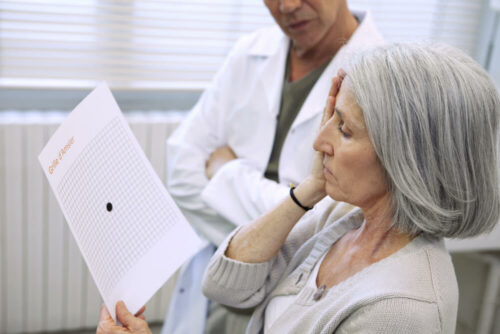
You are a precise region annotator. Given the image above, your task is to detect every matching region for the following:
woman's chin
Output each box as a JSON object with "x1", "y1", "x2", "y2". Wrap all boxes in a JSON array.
[{"x1": 325, "y1": 183, "x2": 345, "y2": 202}]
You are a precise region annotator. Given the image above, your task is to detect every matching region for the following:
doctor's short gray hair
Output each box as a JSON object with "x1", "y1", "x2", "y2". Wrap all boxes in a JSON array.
[{"x1": 346, "y1": 43, "x2": 500, "y2": 238}]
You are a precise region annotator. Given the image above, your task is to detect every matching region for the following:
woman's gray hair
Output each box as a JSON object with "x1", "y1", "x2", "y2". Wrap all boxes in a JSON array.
[{"x1": 346, "y1": 43, "x2": 500, "y2": 238}]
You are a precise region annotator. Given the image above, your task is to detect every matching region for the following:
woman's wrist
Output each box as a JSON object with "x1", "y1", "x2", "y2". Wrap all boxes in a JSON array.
[{"x1": 293, "y1": 177, "x2": 326, "y2": 209}]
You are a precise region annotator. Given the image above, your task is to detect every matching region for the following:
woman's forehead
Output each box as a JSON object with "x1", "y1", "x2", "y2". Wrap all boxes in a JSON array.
[{"x1": 336, "y1": 81, "x2": 365, "y2": 130}]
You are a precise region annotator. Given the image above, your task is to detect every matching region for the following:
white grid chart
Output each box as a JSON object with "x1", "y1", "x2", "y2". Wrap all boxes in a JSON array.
[{"x1": 57, "y1": 117, "x2": 176, "y2": 298}]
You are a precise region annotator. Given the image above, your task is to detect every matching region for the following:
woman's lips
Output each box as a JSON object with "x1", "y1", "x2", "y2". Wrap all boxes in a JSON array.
[{"x1": 323, "y1": 166, "x2": 333, "y2": 176}]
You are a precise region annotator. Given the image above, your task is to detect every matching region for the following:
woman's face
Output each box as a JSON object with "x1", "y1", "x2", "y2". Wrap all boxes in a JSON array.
[
  {"x1": 263, "y1": 0, "x2": 343, "y2": 52},
  {"x1": 313, "y1": 80, "x2": 389, "y2": 210}
]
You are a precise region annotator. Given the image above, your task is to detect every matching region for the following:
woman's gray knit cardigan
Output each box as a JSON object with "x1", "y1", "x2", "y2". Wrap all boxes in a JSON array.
[{"x1": 202, "y1": 199, "x2": 458, "y2": 334}]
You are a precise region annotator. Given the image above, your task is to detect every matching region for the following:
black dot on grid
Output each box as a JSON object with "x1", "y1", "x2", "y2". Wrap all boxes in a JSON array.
[{"x1": 106, "y1": 202, "x2": 113, "y2": 212}]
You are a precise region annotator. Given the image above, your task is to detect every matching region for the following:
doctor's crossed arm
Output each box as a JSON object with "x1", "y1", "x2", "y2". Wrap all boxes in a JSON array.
[{"x1": 205, "y1": 145, "x2": 237, "y2": 180}]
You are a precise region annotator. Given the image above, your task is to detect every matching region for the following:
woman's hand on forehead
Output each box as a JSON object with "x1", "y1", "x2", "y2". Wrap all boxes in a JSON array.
[{"x1": 321, "y1": 68, "x2": 346, "y2": 126}]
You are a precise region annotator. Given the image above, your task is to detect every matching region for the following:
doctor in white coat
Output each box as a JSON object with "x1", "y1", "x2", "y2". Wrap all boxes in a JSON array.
[{"x1": 163, "y1": 1, "x2": 384, "y2": 333}]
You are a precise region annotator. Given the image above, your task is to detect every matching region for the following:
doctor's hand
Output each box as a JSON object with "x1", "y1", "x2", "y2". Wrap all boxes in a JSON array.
[
  {"x1": 205, "y1": 145, "x2": 237, "y2": 180},
  {"x1": 97, "y1": 301, "x2": 150, "y2": 334}
]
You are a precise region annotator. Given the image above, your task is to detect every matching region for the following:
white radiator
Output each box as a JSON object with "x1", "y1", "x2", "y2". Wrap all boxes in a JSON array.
[{"x1": 0, "y1": 111, "x2": 184, "y2": 333}]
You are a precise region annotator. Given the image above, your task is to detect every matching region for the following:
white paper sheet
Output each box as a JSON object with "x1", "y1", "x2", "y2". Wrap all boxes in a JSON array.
[{"x1": 38, "y1": 83, "x2": 205, "y2": 321}]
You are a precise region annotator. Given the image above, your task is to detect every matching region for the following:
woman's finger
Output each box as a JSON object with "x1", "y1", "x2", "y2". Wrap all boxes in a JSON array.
[
  {"x1": 333, "y1": 68, "x2": 346, "y2": 97},
  {"x1": 320, "y1": 96, "x2": 336, "y2": 126},
  {"x1": 321, "y1": 68, "x2": 347, "y2": 124},
  {"x1": 328, "y1": 76, "x2": 339, "y2": 98},
  {"x1": 338, "y1": 68, "x2": 346, "y2": 80}
]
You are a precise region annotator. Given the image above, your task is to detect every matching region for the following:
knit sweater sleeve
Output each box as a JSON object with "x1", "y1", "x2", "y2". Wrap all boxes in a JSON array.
[
  {"x1": 335, "y1": 297, "x2": 442, "y2": 334},
  {"x1": 201, "y1": 207, "x2": 319, "y2": 309}
]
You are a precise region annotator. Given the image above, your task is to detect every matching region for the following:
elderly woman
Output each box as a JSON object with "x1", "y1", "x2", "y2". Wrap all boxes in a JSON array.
[{"x1": 98, "y1": 43, "x2": 500, "y2": 333}]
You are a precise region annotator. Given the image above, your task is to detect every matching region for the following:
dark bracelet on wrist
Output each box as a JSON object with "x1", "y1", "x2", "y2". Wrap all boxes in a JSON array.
[{"x1": 289, "y1": 186, "x2": 313, "y2": 211}]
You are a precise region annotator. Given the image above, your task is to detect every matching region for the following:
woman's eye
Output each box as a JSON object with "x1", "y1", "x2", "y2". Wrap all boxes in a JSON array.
[{"x1": 337, "y1": 121, "x2": 351, "y2": 138}]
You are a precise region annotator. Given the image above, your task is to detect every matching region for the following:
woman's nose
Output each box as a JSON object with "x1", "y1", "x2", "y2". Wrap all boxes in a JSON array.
[
  {"x1": 280, "y1": 0, "x2": 301, "y2": 13},
  {"x1": 313, "y1": 124, "x2": 334, "y2": 156}
]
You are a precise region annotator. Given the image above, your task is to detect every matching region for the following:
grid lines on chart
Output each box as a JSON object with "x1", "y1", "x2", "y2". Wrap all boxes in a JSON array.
[{"x1": 57, "y1": 117, "x2": 177, "y2": 298}]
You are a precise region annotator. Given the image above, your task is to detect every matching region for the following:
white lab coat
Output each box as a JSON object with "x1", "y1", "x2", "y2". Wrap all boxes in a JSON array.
[{"x1": 163, "y1": 11, "x2": 384, "y2": 334}]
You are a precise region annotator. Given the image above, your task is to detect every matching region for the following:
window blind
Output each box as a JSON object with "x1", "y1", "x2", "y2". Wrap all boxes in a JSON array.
[
  {"x1": 0, "y1": 0, "x2": 486, "y2": 91},
  {"x1": 0, "y1": 0, "x2": 274, "y2": 90},
  {"x1": 351, "y1": 0, "x2": 484, "y2": 56}
]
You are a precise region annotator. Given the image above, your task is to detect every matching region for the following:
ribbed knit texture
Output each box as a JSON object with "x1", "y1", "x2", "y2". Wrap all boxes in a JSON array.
[{"x1": 202, "y1": 199, "x2": 458, "y2": 333}]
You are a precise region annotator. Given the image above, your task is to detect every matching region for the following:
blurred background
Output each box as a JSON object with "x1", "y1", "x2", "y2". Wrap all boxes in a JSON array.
[{"x1": 1, "y1": 0, "x2": 500, "y2": 333}]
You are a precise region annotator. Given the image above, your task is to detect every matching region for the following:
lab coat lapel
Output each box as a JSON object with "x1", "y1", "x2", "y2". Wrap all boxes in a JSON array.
[{"x1": 248, "y1": 29, "x2": 289, "y2": 118}]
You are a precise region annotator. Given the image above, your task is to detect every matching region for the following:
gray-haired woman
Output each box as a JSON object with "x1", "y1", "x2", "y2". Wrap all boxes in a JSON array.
[
  {"x1": 97, "y1": 43, "x2": 499, "y2": 333},
  {"x1": 201, "y1": 43, "x2": 500, "y2": 334}
]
